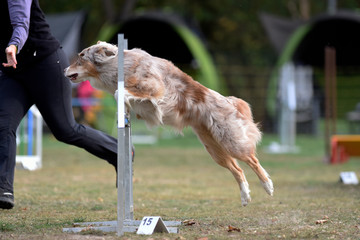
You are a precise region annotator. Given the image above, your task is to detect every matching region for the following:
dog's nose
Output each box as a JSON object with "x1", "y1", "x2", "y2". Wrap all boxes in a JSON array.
[{"x1": 63, "y1": 67, "x2": 69, "y2": 77}]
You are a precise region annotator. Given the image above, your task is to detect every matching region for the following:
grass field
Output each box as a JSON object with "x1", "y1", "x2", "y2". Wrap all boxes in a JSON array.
[{"x1": 1, "y1": 131, "x2": 360, "y2": 239}]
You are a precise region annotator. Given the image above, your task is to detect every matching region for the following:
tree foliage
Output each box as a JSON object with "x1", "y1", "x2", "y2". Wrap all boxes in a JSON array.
[{"x1": 40, "y1": 0, "x2": 360, "y2": 67}]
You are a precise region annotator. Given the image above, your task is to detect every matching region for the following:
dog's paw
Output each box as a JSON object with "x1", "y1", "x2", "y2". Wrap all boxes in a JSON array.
[
  {"x1": 240, "y1": 182, "x2": 251, "y2": 206},
  {"x1": 241, "y1": 195, "x2": 251, "y2": 207},
  {"x1": 261, "y1": 179, "x2": 274, "y2": 196},
  {"x1": 114, "y1": 90, "x2": 118, "y2": 101}
]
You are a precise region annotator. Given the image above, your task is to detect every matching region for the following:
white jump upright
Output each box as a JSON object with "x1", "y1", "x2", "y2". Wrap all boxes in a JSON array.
[
  {"x1": 16, "y1": 105, "x2": 43, "y2": 171},
  {"x1": 117, "y1": 33, "x2": 128, "y2": 236},
  {"x1": 266, "y1": 62, "x2": 299, "y2": 153},
  {"x1": 63, "y1": 34, "x2": 180, "y2": 236}
]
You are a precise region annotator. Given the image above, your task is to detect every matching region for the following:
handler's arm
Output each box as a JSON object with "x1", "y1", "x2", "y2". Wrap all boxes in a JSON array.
[{"x1": 2, "y1": 0, "x2": 32, "y2": 69}]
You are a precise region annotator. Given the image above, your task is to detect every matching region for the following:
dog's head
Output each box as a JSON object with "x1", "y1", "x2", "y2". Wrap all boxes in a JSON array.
[{"x1": 64, "y1": 41, "x2": 118, "y2": 91}]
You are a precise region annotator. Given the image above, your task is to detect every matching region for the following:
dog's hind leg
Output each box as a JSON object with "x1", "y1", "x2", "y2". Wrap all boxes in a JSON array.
[
  {"x1": 208, "y1": 149, "x2": 252, "y2": 206},
  {"x1": 193, "y1": 127, "x2": 252, "y2": 206},
  {"x1": 241, "y1": 154, "x2": 274, "y2": 196},
  {"x1": 226, "y1": 158, "x2": 252, "y2": 206}
]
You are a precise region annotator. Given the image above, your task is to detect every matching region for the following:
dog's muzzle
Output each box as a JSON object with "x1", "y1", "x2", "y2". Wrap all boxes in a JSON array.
[
  {"x1": 64, "y1": 67, "x2": 79, "y2": 81},
  {"x1": 67, "y1": 73, "x2": 78, "y2": 81}
]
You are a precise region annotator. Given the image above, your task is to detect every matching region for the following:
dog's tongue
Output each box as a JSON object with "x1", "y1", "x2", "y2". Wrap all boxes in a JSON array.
[{"x1": 68, "y1": 73, "x2": 78, "y2": 80}]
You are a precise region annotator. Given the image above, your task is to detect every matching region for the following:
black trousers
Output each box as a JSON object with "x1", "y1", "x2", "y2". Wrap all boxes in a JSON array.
[{"x1": 0, "y1": 48, "x2": 117, "y2": 193}]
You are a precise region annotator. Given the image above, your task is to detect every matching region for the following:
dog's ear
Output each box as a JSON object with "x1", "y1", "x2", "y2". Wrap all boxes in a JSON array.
[
  {"x1": 93, "y1": 46, "x2": 117, "y2": 65},
  {"x1": 104, "y1": 48, "x2": 116, "y2": 57}
]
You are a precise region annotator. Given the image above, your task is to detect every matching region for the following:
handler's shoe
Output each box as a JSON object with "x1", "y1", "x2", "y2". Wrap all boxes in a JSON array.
[{"x1": 0, "y1": 192, "x2": 14, "y2": 209}]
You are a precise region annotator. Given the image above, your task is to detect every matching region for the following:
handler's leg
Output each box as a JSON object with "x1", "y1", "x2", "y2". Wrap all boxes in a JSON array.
[
  {"x1": 0, "y1": 71, "x2": 32, "y2": 209},
  {"x1": 26, "y1": 49, "x2": 118, "y2": 169}
]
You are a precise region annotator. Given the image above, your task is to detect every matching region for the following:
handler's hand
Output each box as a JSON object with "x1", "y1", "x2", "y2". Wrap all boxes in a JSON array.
[{"x1": 2, "y1": 45, "x2": 17, "y2": 69}]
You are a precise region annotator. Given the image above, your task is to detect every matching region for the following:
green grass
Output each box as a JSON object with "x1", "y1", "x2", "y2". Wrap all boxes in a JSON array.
[{"x1": 1, "y1": 132, "x2": 360, "y2": 239}]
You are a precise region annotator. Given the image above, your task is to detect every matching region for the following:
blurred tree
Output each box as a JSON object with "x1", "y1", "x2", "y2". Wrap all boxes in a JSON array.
[{"x1": 40, "y1": 0, "x2": 360, "y2": 67}]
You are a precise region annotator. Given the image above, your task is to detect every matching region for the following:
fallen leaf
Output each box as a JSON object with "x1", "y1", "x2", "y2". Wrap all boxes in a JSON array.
[
  {"x1": 175, "y1": 236, "x2": 186, "y2": 240},
  {"x1": 228, "y1": 225, "x2": 241, "y2": 232},
  {"x1": 197, "y1": 238, "x2": 208, "y2": 240},
  {"x1": 183, "y1": 219, "x2": 196, "y2": 226},
  {"x1": 316, "y1": 215, "x2": 330, "y2": 225},
  {"x1": 316, "y1": 219, "x2": 328, "y2": 224},
  {"x1": 80, "y1": 224, "x2": 94, "y2": 232}
]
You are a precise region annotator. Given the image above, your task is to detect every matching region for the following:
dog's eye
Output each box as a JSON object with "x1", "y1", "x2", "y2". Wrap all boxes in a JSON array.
[{"x1": 79, "y1": 53, "x2": 85, "y2": 57}]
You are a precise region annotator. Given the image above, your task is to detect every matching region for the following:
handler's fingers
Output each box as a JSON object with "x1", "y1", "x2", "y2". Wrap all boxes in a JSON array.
[
  {"x1": 2, "y1": 62, "x2": 17, "y2": 69},
  {"x1": 3, "y1": 45, "x2": 17, "y2": 69}
]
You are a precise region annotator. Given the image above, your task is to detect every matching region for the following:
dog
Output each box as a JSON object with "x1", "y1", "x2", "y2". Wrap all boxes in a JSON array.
[{"x1": 64, "y1": 41, "x2": 273, "y2": 206}]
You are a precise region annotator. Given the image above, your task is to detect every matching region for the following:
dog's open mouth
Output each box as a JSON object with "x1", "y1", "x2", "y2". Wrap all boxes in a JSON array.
[{"x1": 67, "y1": 73, "x2": 78, "y2": 81}]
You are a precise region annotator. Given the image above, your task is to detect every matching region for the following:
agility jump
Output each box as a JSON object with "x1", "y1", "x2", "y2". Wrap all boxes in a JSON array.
[{"x1": 63, "y1": 34, "x2": 180, "y2": 236}]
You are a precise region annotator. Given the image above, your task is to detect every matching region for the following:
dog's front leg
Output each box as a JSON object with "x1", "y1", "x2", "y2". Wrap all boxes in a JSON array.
[
  {"x1": 114, "y1": 90, "x2": 118, "y2": 101},
  {"x1": 114, "y1": 89, "x2": 131, "y2": 111}
]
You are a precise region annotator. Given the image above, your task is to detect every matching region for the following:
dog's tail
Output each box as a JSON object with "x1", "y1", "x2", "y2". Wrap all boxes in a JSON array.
[
  {"x1": 227, "y1": 96, "x2": 253, "y2": 121},
  {"x1": 227, "y1": 96, "x2": 253, "y2": 120},
  {"x1": 227, "y1": 96, "x2": 262, "y2": 145}
]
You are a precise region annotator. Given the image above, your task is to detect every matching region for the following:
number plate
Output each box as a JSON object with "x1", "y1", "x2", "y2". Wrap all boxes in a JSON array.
[{"x1": 136, "y1": 216, "x2": 169, "y2": 235}]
